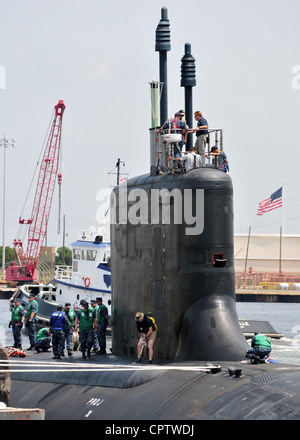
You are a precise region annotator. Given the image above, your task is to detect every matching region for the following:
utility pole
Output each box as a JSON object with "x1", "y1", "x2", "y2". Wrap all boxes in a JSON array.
[
  {"x1": 0, "y1": 136, "x2": 16, "y2": 278},
  {"x1": 116, "y1": 158, "x2": 126, "y2": 185},
  {"x1": 63, "y1": 214, "x2": 66, "y2": 265}
]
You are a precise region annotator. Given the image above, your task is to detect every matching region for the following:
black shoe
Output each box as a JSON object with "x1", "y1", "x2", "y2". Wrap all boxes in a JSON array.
[
  {"x1": 27, "y1": 345, "x2": 34, "y2": 351},
  {"x1": 82, "y1": 352, "x2": 86, "y2": 359},
  {"x1": 87, "y1": 349, "x2": 91, "y2": 357},
  {"x1": 68, "y1": 350, "x2": 73, "y2": 356},
  {"x1": 148, "y1": 360, "x2": 152, "y2": 364},
  {"x1": 135, "y1": 358, "x2": 141, "y2": 364},
  {"x1": 252, "y1": 355, "x2": 260, "y2": 364}
]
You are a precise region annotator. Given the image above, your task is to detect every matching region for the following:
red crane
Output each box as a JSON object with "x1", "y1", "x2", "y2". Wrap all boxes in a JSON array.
[{"x1": 6, "y1": 100, "x2": 66, "y2": 283}]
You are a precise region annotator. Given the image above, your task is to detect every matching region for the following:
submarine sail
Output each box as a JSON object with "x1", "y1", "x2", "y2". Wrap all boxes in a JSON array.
[{"x1": 110, "y1": 8, "x2": 249, "y2": 362}]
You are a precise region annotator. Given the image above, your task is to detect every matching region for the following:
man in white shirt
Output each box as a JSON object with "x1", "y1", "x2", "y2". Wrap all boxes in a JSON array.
[{"x1": 180, "y1": 147, "x2": 202, "y2": 172}]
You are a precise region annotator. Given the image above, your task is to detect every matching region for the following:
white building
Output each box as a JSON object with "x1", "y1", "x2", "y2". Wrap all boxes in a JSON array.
[{"x1": 234, "y1": 234, "x2": 300, "y2": 274}]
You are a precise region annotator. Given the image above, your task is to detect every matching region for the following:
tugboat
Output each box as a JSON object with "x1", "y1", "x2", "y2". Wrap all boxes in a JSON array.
[
  {"x1": 52, "y1": 227, "x2": 111, "y2": 312},
  {"x1": 10, "y1": 226, "x2": 111, "y2": 321}
]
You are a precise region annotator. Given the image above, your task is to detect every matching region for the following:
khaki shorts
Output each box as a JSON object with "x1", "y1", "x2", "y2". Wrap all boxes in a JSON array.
[{"x1": 139, "y1": 331, "x2": 157, "y2": 343}]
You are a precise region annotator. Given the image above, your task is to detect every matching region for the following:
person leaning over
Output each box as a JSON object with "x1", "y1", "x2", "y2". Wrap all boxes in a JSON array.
[
  {"x1": 205, "y1": 146, "x2": 229, "y2": 173},
  {"x1": 35, "y1": 326, "x2": 51, "y2": 353},
  {"x1": 245, "y1": 331, "x2": 272, "y2": 363},
  {"x1": 135, "y1": 312, "x2": 157, "y2": 364},
  {"x1": 180, "y1": 146, "x2": 202, "y2": 172}
]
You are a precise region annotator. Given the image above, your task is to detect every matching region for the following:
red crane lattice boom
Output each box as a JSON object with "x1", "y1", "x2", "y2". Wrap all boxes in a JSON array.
[{"x1": 6, "y1": 100, "x2": 65, "y2": 283}]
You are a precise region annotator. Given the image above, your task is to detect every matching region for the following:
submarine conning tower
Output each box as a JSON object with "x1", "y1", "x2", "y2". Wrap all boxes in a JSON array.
[{"x1": 110, "y1": 8, "x2": 249, "y2": 362}]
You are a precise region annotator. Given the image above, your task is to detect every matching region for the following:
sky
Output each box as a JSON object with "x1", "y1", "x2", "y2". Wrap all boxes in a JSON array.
[{"x1": 1, "y1": 0, "x2": 300, "y2": 254}]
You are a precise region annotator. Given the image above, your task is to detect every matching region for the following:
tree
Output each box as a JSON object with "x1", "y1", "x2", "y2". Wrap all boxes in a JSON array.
[
  {"x1": 55, "y1": 247, "x2": 72, "y2": 266},
  {"x1": 0, "y1": 246, "x2": 16, "y2": 268}
]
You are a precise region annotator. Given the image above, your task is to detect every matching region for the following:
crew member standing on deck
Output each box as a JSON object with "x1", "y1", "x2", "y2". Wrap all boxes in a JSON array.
[
  {"x1": 9, "y1": 298, "x2": 25, "y2": 349},
  {"x1": 63, "y1": 302, "x2": 77, "y2": 356},
  {"x1": 95, "y1": 297, "x2": 108, "y2": 355},
  {"x1": 91, "y1": 299, "x2": 100, "y2": 353},
  {"x1": 50, "y1": 304, "x2": 71, "y2": 360},
  {"x1": 191, "y1": 111, "x2": 208, "y2": 165},
  {"x1": 157, "y1": 112, "x2": 188, "y2": 158},
  {"x1": 25, "y1": 293, "x2": 38, "y2": 350},
  {"x1": 78, "y1": 300, "x2": 96, "y2": 359}
]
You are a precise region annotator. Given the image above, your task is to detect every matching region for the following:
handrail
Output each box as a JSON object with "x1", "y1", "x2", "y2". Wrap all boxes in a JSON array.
[{"x1": 155, "y1": 127, "x2": 224, "y2": 173}]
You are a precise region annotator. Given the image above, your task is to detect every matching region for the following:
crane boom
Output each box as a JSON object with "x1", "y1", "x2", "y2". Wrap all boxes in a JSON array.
[
  {"x1": 27, "y1": 100, "x2": 65, "y2": 264},
  {"x1": 6, "y1": 100, "x2": 65, "y2": 283}
]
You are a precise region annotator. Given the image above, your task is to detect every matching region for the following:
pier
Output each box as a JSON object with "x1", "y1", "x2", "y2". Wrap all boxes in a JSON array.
[{"x1": 236, "y1": 288, "x2": 300, "y2": 303}]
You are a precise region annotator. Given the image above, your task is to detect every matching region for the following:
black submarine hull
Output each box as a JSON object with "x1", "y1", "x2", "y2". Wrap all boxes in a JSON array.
[
  {"x1": 9, "y1": 351, "x2": 300, "y2": 420},
  {"x1": 111, "y1": 168, "x2": 249, "y2": 361}
]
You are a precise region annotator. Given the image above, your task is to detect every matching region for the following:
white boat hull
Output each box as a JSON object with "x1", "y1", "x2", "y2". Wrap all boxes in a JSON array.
[{"x1": 52, "y1": 277, "x2": 111, "y2": 314}]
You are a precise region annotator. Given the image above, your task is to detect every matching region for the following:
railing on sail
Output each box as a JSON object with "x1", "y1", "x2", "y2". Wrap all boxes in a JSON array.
[{"x1": 151, "y1": 127, "x2": 224, "y2": 174}]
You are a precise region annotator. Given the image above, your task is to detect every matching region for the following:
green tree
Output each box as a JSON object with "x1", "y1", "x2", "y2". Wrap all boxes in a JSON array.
[
  {"x1": 55, "y1": 247, "x2": 72, "y2": 266},
  {"x1": 0, "y1": 246, "x2": 16, "y2": 268}
]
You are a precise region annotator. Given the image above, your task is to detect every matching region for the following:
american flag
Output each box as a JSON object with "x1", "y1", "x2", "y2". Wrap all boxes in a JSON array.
[{"x1": 257, "y1": 187, "x2": 283, "y2": 216}]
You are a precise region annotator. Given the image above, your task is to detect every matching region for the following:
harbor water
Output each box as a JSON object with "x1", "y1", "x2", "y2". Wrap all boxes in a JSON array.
[{"x1": 1, "y1": 299, "x2": 300, "y2": 365}]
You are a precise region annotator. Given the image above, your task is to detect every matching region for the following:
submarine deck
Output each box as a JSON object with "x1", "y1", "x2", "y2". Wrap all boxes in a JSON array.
[{"x1": 7, "y1": 347, "x2": 300, "y2": 420}]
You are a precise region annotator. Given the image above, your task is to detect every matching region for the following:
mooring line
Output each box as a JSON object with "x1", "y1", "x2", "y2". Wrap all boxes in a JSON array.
[{"x1": 0, "y1": 362, "x2": 220, "y2": 373}]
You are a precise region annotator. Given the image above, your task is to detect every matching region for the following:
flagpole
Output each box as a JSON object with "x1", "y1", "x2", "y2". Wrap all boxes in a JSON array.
[
  {"x1": 282, "y1": 184, "x2": 284, "y2": 234},
  {"x1": 244, "y1": 225, "x2": 251, "y2": 275},
  {"x1": 280, "y1": 185, "x2": 284, "y2": 274},
  {"x1": 279, "y1": 225, "x2": 282, "y2": 273}
]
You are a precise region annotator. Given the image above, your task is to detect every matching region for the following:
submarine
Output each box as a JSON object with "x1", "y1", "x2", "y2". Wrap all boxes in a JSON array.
[{"x1": 5, "y1": 7, "x2": 300, "y2": 421}]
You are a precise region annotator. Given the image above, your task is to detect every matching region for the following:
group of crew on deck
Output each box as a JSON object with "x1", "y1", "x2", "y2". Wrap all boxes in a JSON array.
[
  {"x1": 10, "y1": 295, "x2": 272, "y2": 364},
  {"x1": 157, "y1": 110, "x2": 229, "y2": 173},
  {"x1": 9, "y1": 295, "x2": 109, "y2": 360}
]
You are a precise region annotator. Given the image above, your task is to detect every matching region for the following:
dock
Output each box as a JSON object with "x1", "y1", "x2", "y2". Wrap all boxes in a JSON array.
[
  {"x1": 0, "y1": 287, "x2": 16, "y2": 300},
  {"x1": 0, "y1": 406, "x2": 45, "y2": 420},
  {"x1": 236, "y1": 288, "x2": 300, "y2": 303},
  {"x1": 0, "y1": 344, "x2": 45, "y2": 420}
]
